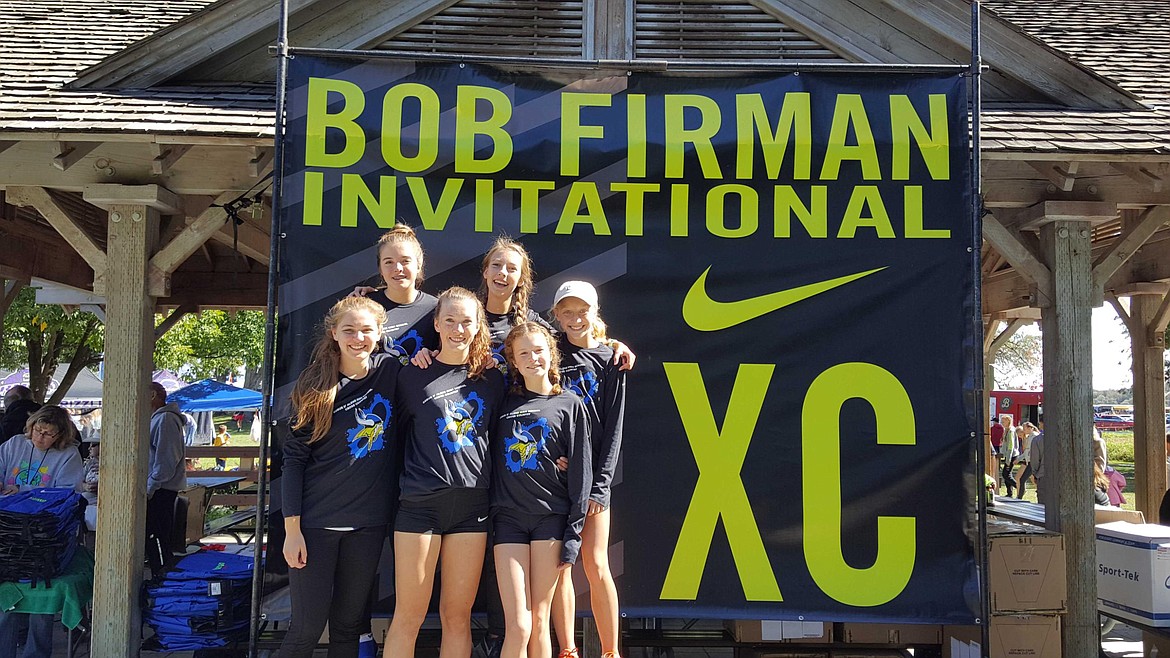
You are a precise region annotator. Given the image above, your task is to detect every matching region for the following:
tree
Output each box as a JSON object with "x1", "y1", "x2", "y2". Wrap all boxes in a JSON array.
[
  {"x1": 992, "y1": 329, "x2": 1042, "y2": 390},
  {"x1": 0, "y1": 287, "x2": 104, "y2": 403},
  {"x1": 153, "y1": 310, "x2": 266, "y2": 386}
]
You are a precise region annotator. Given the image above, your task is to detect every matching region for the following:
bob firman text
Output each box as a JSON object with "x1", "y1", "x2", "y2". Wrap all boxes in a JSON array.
[{"x1": 298, "y1": 79, "x2": 956, "y2": 240}]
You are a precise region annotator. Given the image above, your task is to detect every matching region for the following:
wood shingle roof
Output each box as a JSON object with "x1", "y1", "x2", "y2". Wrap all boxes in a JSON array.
[{"x1": 0, "y1": 0, "x2": 1167, "y2": 154}]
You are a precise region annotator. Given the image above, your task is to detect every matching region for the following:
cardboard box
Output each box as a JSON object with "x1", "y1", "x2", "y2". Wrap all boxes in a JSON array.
[
  {"x1": 990, "y1": 615, "x2": 1061, "y2": 658},
  {"x1": 989, "y1": 531, "x2": 1068, "y2": 613},
  {"x1": 840, "y1": 623, "x2": 942, "y2": 644},
  {"x1": 725, "y1": 620, "x2": 831, "y2": 643},
  {"x1": 1096, "y1": 506, "x2": 1146, "y2": 524},
  {"x1": 945, "y1": 617, "x2": 1061, "y2": 658},
  {"x1": 1097, "y1": 521, "x2": 1170, "y2": 627},
  {"x1": 1143, "y1": 631, "x2": 1170, "y2": 657},
  {"x1": 943, "y1": 625, "x2": 981, "y2": 658}
]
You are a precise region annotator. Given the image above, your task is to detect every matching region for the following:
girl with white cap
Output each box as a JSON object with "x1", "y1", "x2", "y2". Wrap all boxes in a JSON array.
[{"x1": 548, "y1": 280, "x2": 627, "y2": 658}]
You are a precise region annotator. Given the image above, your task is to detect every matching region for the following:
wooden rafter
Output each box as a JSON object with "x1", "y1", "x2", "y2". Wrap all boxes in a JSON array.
[
  {"x1": 150, "y1": 143, "x2": 193, "y2": 175},
  {"x1": 52, "y1": 141, "x2": 101, "y2": 172},
  {"x1": 151, "y1": 191, "x2": 238, "y2": 274},
  {"x1": 1028, "y1": 161, "x2": 1078, "y2": 192},
  {"x1": 1112, "y1": 163, "x2": 1165, "y2": 192},
  {"x1": 1092, "y1": 206, "x2": 1170, "y2": 291},
  {"x1": 4, "y1": 186, "x2": 107, "y2": 273},
  {"x1": 982, "y1": 211, "x2": 1053, "y2": 300}
]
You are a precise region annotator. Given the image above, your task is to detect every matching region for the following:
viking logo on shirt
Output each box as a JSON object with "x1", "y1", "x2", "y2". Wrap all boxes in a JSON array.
[
  {"x1": 505, "y1": 418, "x2": 549, "y2": 472},
  {"x1": 386, "y1": 329, "x2": 425, "y2": 365},
  {"x1": 436, "y1": 392, "x2": 484, "y2": 454},
  {"x1": 566, "y1": 370, "x2": 599, "y2": 405},
  {"x1": 345, "y1": 394, "x2": 392, "y2": 459},
  {"x1": 491, "y1": 343, "x2": 509, "y2": 377}
]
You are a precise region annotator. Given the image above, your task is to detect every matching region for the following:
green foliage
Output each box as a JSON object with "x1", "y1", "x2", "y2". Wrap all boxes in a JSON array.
[
  {"x1": 1094, "y1": 388, "x2": 1134, "y2": 405},
  {"x1": 992, "y1": 330, "x2": 1041, "y2": 388},
  {"x1": 0, "y1": 287, "x2": 104, "y2": 403},
  {"x1": 153, "y1": 310, "x2": 265, "y2": 382}
]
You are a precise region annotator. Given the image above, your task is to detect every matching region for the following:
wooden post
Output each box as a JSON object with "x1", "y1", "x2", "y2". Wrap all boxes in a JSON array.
[
  {"x1": 1127, "y1": 292, "x2": 1169, "y2": 518},
  {"x1": 1038, "y1": 219, "x2": 1096, "y2": 658},
  {"x1": 84, "y1": 188, "x2": 169, "y2": 657}
]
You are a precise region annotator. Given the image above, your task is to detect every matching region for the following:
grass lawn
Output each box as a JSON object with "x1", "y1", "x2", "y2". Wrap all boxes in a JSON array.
[{"x1": 187, "y1": 412, "x2": 256, "y2": 471}]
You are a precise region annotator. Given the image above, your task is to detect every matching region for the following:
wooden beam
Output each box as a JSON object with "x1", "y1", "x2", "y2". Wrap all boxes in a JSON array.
[
  {"x1": 150, "y1": 192, "x2": 237, "y2": 274},
  {"x1": 1129, "y1": 294, "x2": 1167, "y2": 519},
  {"x1": 154, "y1": 303, "x2": 195, "y2": 339},
  {"x1": 150, "y1": 143, "x2": 193, "y2": 176},
  {"x1": 1027, "y1": 161, "x2": 1078, "y2": 192},
  {"x1": 1038, "y1": 219, "x2": 1098, "y2": 658},
  {"x1": 4, "y1": 186, "x2": 108, "y2": 273},
  {"x1": 987, "y1": 318, "x2": 1028, "y2": 357},
  {"x1": 982, "y1": 212, "x2": 1053, "y2": 300},
  {"x1": 983, "y1": 318, "x2": 1002, "y2": 354},
  {"x1": 1107, "y1": 294, "x2": 1135, "y2": 334},
  {"x1": 1151, "y1": 291, "x2": 1170, "y2": 335},
  {"x1": 1092, "y1": 207, "x2": 1170, "y2": 292},
  {"x1": 247, "y1": 147, "x2": 273, "y2": 178},
  {"x1": 1010, "y1": 200, "x2": 1117, "y2": 231},
  {"x1": 1112, "y1": 163, "x2": 1165, "y2": 192},
  {"x1": 84, "y1": 184, "x2": 183, "y2": 215},
  {"x1": 80, "y1": 304, "x2": 105, "y2": 323},
  {"x1": 208, "y1": 216, "x2": 270, "y2": 265},
  {"x1": 91, "y1": 200, "x2": 157, "y2": 656},
  {"x1": 52, "y1": 141, "x2": 101, "y2": 171}
]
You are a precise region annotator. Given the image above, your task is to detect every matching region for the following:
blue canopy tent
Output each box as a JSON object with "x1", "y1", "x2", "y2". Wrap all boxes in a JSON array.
[
  {"x1": 169, "y1": 379, "x2": 262, "y2": 413},
  {"x1": 168, "y1": 379, "x2": 263, "y2": 445}
]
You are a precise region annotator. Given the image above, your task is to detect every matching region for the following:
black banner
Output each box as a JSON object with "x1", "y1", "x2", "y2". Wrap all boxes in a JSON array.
[{"x1": 277, "y1": 53, "x2": 978, "y2": 622}]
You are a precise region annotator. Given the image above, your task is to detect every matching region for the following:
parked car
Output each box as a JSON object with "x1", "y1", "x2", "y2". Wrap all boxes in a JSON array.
[{"x1": 1094, "y1": 414, "x2": 1134, "y2": 431}]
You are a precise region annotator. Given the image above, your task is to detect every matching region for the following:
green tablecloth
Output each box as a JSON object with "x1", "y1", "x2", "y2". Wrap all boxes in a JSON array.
[{"x1": 0, "y1": 549, "x2": 94, "y2": 629}]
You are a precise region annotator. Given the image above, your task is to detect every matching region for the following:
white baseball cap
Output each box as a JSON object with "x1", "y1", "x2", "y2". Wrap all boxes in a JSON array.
[{"x1": 552, "y1": 280, "x2": 598, "y2": 309}]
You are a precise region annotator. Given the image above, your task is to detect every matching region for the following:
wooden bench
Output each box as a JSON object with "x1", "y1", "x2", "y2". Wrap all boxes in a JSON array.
[
  {"x1": 989, "y1": 496, "x2": 1046, "y2": 526},
  {"x1": 186, "y1": 446, "x2": 262, "y2": 483}
]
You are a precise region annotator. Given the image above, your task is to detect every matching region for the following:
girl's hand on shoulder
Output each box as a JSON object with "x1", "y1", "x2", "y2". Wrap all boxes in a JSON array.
[
  {"x1": 558, "y1": 562, "x2": 573, "y2": 571},
  {"x1": 612, "y1": 341, "x2": 636, "y2": 371},
  {"x1": 555, "y1": 456, "x2": 569, "y2": 472},
  {"x1": 1, "y1": 485, "x2": 18, "y2": 495},
  {"x1": 587, "y1": 501, "x2": 606, "y2": 516},
  {"x1": 349, "y1": 285, "x2": 377, "y2": 298},
  {"x1": 411, "y1": 348, "x2": 436, "y2": 368},
  {"x1": 284, "y1": 531, "x2": 308, "y2": 569}
]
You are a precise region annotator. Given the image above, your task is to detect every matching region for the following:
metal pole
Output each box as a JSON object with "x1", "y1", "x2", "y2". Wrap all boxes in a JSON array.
[
  {"x1": 249, "y1": 0, "x2": 291, "y2": 652},
  {"x1": 970, "y1": 2, "x2": 990, "y2": 657}
]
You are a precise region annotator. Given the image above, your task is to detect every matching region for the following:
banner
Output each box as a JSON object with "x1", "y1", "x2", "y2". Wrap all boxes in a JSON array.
[{"x1": 277, "y1": 53, "x2": 978, "y2": 622}]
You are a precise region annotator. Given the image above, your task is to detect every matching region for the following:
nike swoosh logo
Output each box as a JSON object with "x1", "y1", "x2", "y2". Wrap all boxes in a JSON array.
[
  {"x1": 477, "y1": 515, "x2": 489, "y2": 523},
  {"x1": 682, "y1": 266, "x2": 887, "y2": 331}
]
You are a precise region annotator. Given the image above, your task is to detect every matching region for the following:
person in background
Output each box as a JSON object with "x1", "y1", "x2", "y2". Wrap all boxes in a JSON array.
[
  {"x1": 1093, "y1": 463, "x2": 1112, "y2": 506},
  {"x1": 0, "y1": 405, "x2": 83, "y2": 658},
  {"x1": 146, "y1": 382, "x2": 187, "y2": 574},
  {"x1": 1013, "y1": 422, "x2": 1038, "y2": 499},
  {"x1": 214, "y1": 424, "x2": 230, "y2": 471},
  {"x1": 0, "y1": 385, "x2": 41, "y2": 445},
  {"x1": 1092, "y1": 426, "x2": 1108, "y2": 472},
  {"x1": 999, "y1": 414, "x2": 1019, "y2": 497},
  {"x1": 1030, "y1": 415, "x2": 1046, "y2": 505},
  {"x1": 1159, "y1": 433, "x2": 1170, "y2": 524}
]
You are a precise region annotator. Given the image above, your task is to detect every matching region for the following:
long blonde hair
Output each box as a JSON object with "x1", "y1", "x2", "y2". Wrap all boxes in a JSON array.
[
  {"x1": 503, "y1": 322, "x2": 563, "y2": 395},
  {"x1": 479, "y1": 237, "x2": 534, "y2": 324},
  {"x1": 377, "y1": 223, "x2": 425, "y2": 287},
  {"x1": 291, "y1": 297, "x2": 386, "y2": 443},
  {"x1": 435, "y1": 287, "x2": 493, "y2": 379}
]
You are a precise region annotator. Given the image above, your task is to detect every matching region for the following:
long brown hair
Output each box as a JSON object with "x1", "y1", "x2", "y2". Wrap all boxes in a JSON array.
[
  {"x1": 377, "y1": 223, "x2": 425, "y2": 287},
  {"x1": 291, "y1": 296, "x2": 386, "y2": 443},
  {"x1": 479, "y1": 237, "x2": 534, "y2": 323},
  {"x1": 503, "y1": 322, "x2": 563, "y2": 395},
  {"x1": 435, "y1": 287, "x2": 493, "y2": 379}
]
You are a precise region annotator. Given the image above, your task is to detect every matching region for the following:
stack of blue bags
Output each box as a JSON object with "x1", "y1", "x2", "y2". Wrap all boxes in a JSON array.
[
  {"x1": 143, "y1": 549, "x2": 254, "y2": 651},
  {"x1": 0, "y1": 488, "x2": 85, "y2": 586}
]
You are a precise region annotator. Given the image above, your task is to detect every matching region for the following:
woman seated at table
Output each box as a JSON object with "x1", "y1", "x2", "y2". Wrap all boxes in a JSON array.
[{"x1": 0, "y1": 405, "x2": 84, "y2": 658}]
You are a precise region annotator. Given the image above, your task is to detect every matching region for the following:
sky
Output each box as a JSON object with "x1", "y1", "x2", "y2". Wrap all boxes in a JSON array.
[{"x1": 996, "y1": 304, "x2": 1139, "y2": 391}]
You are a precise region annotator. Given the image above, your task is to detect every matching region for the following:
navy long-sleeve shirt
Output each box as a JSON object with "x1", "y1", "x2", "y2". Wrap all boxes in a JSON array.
[
  {"x1": 396, "y1": 362, "x2": 507, "y2": 500},
  {"x1": 282, "y1": 354, "x2": 400, "y2": 528},
  {"x1": 492, "y1": 389, "x2": 592, "y2": 564},
  {"x1": 373, "y1": 290, "x2": 439, "y2": 363},
  {"x1": 557, "y1": 337, "x2": 626, "y2": 507}
]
